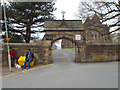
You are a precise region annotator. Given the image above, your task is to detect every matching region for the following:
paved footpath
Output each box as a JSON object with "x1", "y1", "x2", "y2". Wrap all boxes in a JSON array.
[{"x1": 2, "y1": 49, "x2": 119, "y2": 88}]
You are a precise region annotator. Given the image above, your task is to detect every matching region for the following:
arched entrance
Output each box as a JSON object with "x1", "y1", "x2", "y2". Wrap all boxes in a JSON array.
[{"x1": 50, "y1": 37, "x2": 78, "y2": 62}]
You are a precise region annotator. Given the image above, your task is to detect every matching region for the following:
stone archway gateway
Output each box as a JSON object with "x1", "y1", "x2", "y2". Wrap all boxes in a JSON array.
[{"x1": 42, "y1": 19, "x2": 85, "y2": 63}]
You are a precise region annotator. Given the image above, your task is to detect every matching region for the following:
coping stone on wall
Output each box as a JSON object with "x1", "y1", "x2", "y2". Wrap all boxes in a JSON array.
[{"x1": 4, "y1": 43, "x2": 38, "y2": 46}]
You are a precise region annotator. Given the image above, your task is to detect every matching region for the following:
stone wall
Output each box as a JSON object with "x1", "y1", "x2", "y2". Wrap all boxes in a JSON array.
[
  {"x1": 61, "y1": 39, "x2": 75, "y2": 48},
  {"x1": 2, "y1": 43, "x2": 44, "y2": 66},
  {"x1": 84, "y1": 44, "x2": 119, "y2": 62},
  {"x1": 2, "y1": 42, "x2": 119, "y2": 66},
  {"x1": 43, "y1": 31, "x2": 84, "y2": 42}
]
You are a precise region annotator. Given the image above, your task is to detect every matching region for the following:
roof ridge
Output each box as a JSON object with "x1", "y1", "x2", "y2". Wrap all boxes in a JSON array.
[{"x1": 59, "y1": 20, "x2": 68, "y2": 28}]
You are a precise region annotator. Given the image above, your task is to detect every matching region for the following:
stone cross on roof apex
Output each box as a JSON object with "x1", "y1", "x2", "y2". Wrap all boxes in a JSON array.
[{"x1": 61, "y1": 11, "x2": 66, "y2": 20}]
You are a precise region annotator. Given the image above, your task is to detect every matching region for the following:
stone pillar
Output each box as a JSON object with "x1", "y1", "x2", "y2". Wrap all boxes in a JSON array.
[
  {"x1": 75, "y1": 42, "x2": 87, "y2": 63},
  {"x1": 75, "y1": 46, "x2": 81, "y2": 63},
  {"x1": 75, "y1": 43, "x2": 82, "y2": 63},
  {"x1": 42, "y1": 41, "x2": 52, "y2": 64}
]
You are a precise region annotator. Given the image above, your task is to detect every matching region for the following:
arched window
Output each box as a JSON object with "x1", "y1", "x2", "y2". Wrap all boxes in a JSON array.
[
  {"x1": 91, "y1": 31, "x2": 94, "y2": 40},
  {"x1": 95, "y1": 31, "x2": 97, "y2": 39},
  {"x1": 93, "y1": 21, "x2": 98, "y2": 26},
  {"x1": 87, "y1": 31, "x2": 89, "y2": 40},
  {"x1": 98, "y1": 33, "x2": 101, "y2": 39},
  {"x1": 87, "y1": 31, "x2": 89, "y2": 36},
  {"x1": 105, "y1": 29, "x2": 108, "y2": 34}
]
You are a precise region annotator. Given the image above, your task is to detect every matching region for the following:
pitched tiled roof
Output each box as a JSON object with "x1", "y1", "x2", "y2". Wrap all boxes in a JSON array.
[
  {"x1": 83, "y1": 14, "x2": 103, "y2": 27},
  {"x1": 44, "y1": 20, "x2": 82, "y2": 28},
  {"x1": 44, "y1": 20, "x2": 83, "y2": 31},
  {"x1": 83, "y1": 17, "x2": 91, "y2": 25}
]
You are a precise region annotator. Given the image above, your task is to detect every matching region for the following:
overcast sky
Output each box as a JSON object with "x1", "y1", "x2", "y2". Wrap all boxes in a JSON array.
[
  {"x1": 53, "y1": 0, "x2": 82, "y2": 20},
  {"x1": 1, "y1": 0, "x2": 118, "y2": 20},
  {"x1": 53, "y1": 0, "x2": 118, "y2": 20}
]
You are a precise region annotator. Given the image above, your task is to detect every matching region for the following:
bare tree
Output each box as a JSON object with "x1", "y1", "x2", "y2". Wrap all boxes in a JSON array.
[{"x1": 77, "y1": 0, "x2": 120, "y2": 35}]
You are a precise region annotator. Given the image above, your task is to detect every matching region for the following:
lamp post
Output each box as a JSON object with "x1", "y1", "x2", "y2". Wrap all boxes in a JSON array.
[{"x1": 3, "y1": 0, "x2": 12, "y2": 72}]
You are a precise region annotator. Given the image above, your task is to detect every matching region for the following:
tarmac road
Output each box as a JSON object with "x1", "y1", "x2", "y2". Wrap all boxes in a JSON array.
[
  {"x1": 52, "y1": 49, "x2": 75, "y2": 62},
  {"x1": 2, "y1": 49, "x2": 118, "y2": 88}
]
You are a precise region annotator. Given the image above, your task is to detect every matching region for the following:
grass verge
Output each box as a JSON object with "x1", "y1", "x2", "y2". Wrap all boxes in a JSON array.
[{"x1": 51, "y1": 49, "x2": 54, "y2": 54}]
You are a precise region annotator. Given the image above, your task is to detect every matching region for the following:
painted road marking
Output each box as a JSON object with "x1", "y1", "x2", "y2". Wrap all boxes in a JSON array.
[{"x1": 0, "y1": 64, "x2": 53, "y2": 78}]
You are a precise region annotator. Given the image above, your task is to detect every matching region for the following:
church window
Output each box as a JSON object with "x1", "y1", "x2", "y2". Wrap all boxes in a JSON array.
[
  {"x1": 93, "y1": 21, "x2": 98, "y2": 26},
  {"x1": 99, "y1": 33, "x2": 101, "y2": 39},
  {"x1": 91, "y1": 31, "x2": 94, "y2": 40},
  {"x1": 95, "y1": 31, "x2": 97, "y2": 39},
  {"x1": 105, "y1": 29, "x2": 108, "y2": 34},
  {"x1": 87, "y1": 31, "x2": 89, "y2": 40}
]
